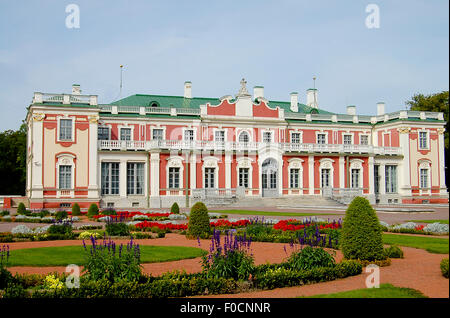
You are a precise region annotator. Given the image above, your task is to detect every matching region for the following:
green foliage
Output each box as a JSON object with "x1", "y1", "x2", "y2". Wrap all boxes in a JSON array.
[
  {"x1": 286, "y1": 246, "x2": 336, "y2": 271},
  {"x1": 0, "y1": 123, "x2": 27, "y2": 195},
  {"x1": 71, "y1": 203, "x2": 81, "y2": 216},
  {"x1": 47, "y1": 223, "x2": 73, "y2": 236},
  {"x1": 202, "y1": 249, "x2": 254, "y2": 281},
  {"x1": 87, "y1": 203, "x2": 99, "y2": 217},
  {"x1": 0, "y1": 267, "x2": 14, "y2": 290},
  {"x1": 82, "y1": 238, "x2": 142, "y2": 284},
  {"x1": 54, "y1": 210, "x2": 68, "y2": 221},
  {"x1": 441, "y1": 258, "x2": 449, "y2": 279},
  {"x1": 105, "y1": 222, "x2": 130, "y2": 236},
  {"x1": 0, "y1": 210, "x2": 10, "y2": 216},
  {"x1": 384, "y1": 245, "x2": 404, "y2": 259},
  {"x1": 341, "y1": 197, "x2": 386, "y2": 261},
  {"x1": 188, "y1": 202, "x2": 210, "y2": 238},
  {"x1": 17, "y1": 202, "x2": 26, "y2": 215},
  {"x1": 101, "y1": 208, "x2": 117, "y2": 216},
  {"x1": 2, "y1": 282, "x2": 28, "y2": 298},
  {"x1": 170, "y1": 202, "x2": 180, "y2": 214}
]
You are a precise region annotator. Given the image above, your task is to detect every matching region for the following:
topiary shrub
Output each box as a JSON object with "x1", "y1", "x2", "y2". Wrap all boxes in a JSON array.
[
  {"x1": 71, "y1": 203, "x2": 81, "y2": 216},
  {"x1": 340, "y1": 196, "x2": 386, "y2": 261},
  {"x1": 101, "y1": 208, "x2": 117, "y2": 216},
  {"x1": 54, "y1": 210, "x2": 68, "y2": 221},
  {"x1": 286, "y1": 246, "x2": 336, "y2": 271},
  {"x1": 384, "y1": 245, "x2": 404, "y2": 259},
  {"x1": 17, "y1": 203, "x2": 27, "y2": 215},
  {"x1": 87, "y1": 204, "x2": 99, "y2": 217},
  {"x1": 170, "y1": 202, "x2": 180, "y2": 214},
  {"x1": 441, "y1": 258, "x2": 449, "y2": 279},
  {"x1": 187, "y1": 202, "x2": 210, "y2": 239}
]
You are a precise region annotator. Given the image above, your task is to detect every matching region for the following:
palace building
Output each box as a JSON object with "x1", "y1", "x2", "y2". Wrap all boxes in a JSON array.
[{"x1": 24, "y1": 79, "x2": 448, "y2": 209}]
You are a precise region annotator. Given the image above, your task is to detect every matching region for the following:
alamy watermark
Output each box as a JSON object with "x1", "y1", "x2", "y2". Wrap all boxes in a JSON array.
[
  {"x1": 65, "y1": 264, "x2": 80, "y2": 288},
  {"x1": 65, "y1": 4, "x2": 80, "y2": 29},
  {"x1": 365, "y1": 264, "x2": 380, "y2": 288},
  {"x1": 365, "y1": 4, "x2": 380, "y2": 29}
]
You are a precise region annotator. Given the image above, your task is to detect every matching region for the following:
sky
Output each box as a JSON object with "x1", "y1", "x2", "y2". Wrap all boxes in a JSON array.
[{"x1": 0, "y1": 0, "x2": 448, "y2": 131}]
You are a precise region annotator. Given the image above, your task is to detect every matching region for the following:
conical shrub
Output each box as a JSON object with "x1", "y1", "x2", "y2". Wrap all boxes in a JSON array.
[
  {"x1": 187, "y1": 202, "x2": 210, "y2": 239},
  {"x1": 72, "y1": 203, "x2": 81, "y2": 216},
  {"x1": 170, "y1": 202, "x2": 180, "y2": 214},
  {"x1": 341, "y1": 196, "x2": 386, "y2": 261}
]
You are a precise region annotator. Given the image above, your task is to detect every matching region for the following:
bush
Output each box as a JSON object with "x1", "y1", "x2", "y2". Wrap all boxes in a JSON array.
[
  {"x1": 54, "y1": 210, "x2": 68, "y2": 221},
  {"x1": 105, "y1": 221, "x2": 130, "y2": 237},
  {"x1": 441, "y1": 258, "x2": 449, "y2": 279},
  {"x1": 187, "y1": 202, "x2": 210, "y2": 239},
  {"x1": 71, "y1": 203, "x2": 81, "y2": 216},
  {"x1": 47, "y1": 221, "x2": 73, "y2": 235},
  {"x1": 88, "y1": 204, "x2": 99, "y2": 217},
  {"x1": 82, "y1": 237, "x2": 142, "y2": 283},
  {"x1": 16, "y1": 203, "x2": 27, "y2": 215},
  {"x1": 286, "y1": 246, "x2": 335, "y2": 271},
  {"x1": 0, "y1": 233, "x2": 14, "y2": 243},
  {"x1": 340, "y1": 197, "x2": 386, "y2": 261},
  {"x1": 170, "y1": 202, "x2": 180, "y2": 214},
  {"x1": 101, "y1": 208, "x2": 117, "y2": 216},
  {"x1": 0, "y1": 210, "x2": 10, "y2": 216},
  {"x1": 384, "y1": 245, "x2": 404, "y2": 259}
]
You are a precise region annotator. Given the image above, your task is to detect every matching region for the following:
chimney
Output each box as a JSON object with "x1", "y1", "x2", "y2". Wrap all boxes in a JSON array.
[
  {"x1": 346, "y1": 105, "x2": 356, "y2": 115},
  {"x1": 72, "y1": 84, "x2": 81, "y2": 95},
  {"x1": 184, "y1": 81, "x2": 192, "y2": 99},
  {"x1": 306, "y1": 88, "x2": 318, "y2": 108},
  {"x1": 290, "y1": 92, "x2": 298, "y2": 112},
  {"x1": 253, "y1": 86, "x2": 264, "y2": 100},
  {"x1": 377, "y1": 102, "x2": 385, "y2": 116}
]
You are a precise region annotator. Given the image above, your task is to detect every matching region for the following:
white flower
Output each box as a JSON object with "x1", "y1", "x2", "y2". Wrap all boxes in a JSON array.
[
  {"x1": 11, "y1": 225, "x2": 33, "y2": 234},
  {"x1": 423, "y1": 223, "x2": 449, "y2": 234}
]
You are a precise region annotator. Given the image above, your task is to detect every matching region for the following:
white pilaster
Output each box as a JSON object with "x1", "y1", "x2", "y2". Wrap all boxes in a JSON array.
[
  {"x1": 308, "y1": 155, "x2": 315, "y2": 195},
  {"x1": 438, "y1": 129, "x2": 447, "y2": 194},
  {"x1": 225, "y1": 152, "x2": 232, "y2": 191},
  {"x1": 31, "y1": 114, "x2": 44, "y2": 199},
  {"x1": 368, "y1": 156, "x2": 375, "y2": 195},
  {"x1": 190, "y1": 152, "x2": 197, "y2": 190},
  {"x1": 150, "y1": 151, "x2": 161, "y2": 207},
  {"x1": 119, "y1": 159, "x2": 127, "y2": 197},
  {"x1": 339, "y1": 156, "x2": 345, "y2": 189},
  {"x1": 88, "y1": 116, "x2": 99, "y2": 198},
  {"x1": 398, "y1": 128, "x2": 411, "y2": 196},
  {"x1": 379, "y1": 163, "x2": 386, "y2": 196}
]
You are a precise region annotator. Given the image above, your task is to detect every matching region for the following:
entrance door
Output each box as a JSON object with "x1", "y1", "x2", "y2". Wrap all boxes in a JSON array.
[{"x1": 262, "y1": 158, "x2": 278, "y2": 197}]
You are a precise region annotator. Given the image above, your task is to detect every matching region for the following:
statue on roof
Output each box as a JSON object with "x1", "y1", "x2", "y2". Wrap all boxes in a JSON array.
[{"x1": 237, "y1": 78, "x2": 250, "y2": 97}]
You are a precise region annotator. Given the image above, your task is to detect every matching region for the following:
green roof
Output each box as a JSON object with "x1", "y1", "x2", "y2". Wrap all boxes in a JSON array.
[{"x1": 111, "y1": 94, "x2": 334, "y2": 115}]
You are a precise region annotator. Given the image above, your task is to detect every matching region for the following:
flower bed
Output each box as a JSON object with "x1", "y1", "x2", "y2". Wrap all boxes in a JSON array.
[
  {"x1": 273, "y1": 219, "x2": 342, "y2": 232},
  {"x1": 135, "y1": 221, "x2": 188, "y2": 231},
  {"x1": 380, "y1": 221, "x2": 449, "y2": 235}
]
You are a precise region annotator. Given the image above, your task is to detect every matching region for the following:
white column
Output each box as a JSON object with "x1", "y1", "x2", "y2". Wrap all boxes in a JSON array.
[
  {"x1": 88, "y1": 116, "x2": 99, "y2": 198},
  {"x1": 438, "y1": 129, "x2": 447, "y2": 194},
  {"x1": 31, "y1": 115, "x2": 44, "y2": 200},
  {"x1": 278, "y1": 156, "x2": 283, "y2": 196},
  {"x1": 398, "y1": 129, "x2": 411, "y2": 197},
  {"x1": 150, "y1": 151, "x2": 161, "y2": 207},
  {"x1": 225, "y1": 152, "x2": 232, "y2": 190},
  {"x1": 119, "y1": 159, "x2": 127, "y2": 198},
  {"x1": 368, "y1": 156, "x2": 375, "y2": 195},
  {"x1": 190, "y1": 151, "x2": 197, "y2": 190},
  {"x1": 379, "y1": 163, "x2": 386, "y2": 196},
  {"x1": 339, "y1": 156, "x2": 345, "y2": 189},
  {"x1": 308, "y1": 155, "x2": 315, "y2": 195}
]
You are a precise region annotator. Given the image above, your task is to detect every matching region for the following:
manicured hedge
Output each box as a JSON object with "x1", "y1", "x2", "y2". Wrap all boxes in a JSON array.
[
  {"x1": 441, "y1": 258, "x2": 449, "y2": 279},
  {"x1": 187, "y1": 202, "x2": 210, "y2": 239}
]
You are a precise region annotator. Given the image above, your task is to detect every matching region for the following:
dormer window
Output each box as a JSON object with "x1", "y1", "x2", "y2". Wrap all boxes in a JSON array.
[{"x1": 149, "y1": 101, "x2": 159, "y2": 107}]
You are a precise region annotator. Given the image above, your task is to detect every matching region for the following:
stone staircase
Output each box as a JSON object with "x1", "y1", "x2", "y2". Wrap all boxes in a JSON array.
[{"x1": 211, "y1": 195, "x2": 345, "y2": 209}]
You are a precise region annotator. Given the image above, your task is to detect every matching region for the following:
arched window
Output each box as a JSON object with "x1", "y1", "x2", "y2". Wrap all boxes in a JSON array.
[
  {"x1": 149, "y1": 101, "x2": 159, "y2": 107},
  {"x1": 310, "y1": 109, "x2": 318, "y2": 114},
  {"x1": 238, "y1": 131, "x2": 250, "y2": 143}
]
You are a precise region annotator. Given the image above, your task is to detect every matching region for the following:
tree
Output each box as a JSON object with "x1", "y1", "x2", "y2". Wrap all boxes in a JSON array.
[{"x1": 0, "y1": 122, "x2": 27, "y2": 195}]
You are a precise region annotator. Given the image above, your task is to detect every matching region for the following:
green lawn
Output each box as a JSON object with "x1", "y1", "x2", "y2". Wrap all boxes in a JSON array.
[
  {"x1": 7, "y1": 245, "x2": 206, "y2": 267},
  {"x1": 304, "y1": 284, "x2": 427, "y2": 298},
  {"x1": 383, "y1": 233, "x2": 449, "y2": 254},
  {"x1": 209, "y1": 209, "x2": 341, "y2": 217},
  {"x1": 407, "y1": 219, "x2": 449, "y2": 224}
]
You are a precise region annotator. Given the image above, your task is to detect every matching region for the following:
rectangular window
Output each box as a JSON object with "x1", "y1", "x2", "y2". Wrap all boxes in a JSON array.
[
  {"x1": 168, "y1": 167, "x2": 180, "y2": 189},
  {"x1": 215, "y1": 130, "x2": 225, "y2": 142},
  {"x1": 321, "y1": 169, "x2": 330, "y2": 187},
  {"x1": 419, "y1": 132, "x2": 428, "y2": 149},
  {"x1": 420, "y1": 169, "x2": 428, "y2": 188},
  {"x1": 152, "y1": 129, "x2": 163, "y2": 140},
  {"x1": 317, "y1": 133, "x2": 326, "y2": 144},
  {"x1": 239, "y1": 168, "x2": 249, "y2": 188},
  {"x1": 374, "y1": 165, "x2": 380, "y2": 194},
  {"x1": 263, "y1": 131, "x2": 272, "y2": 143},
  {"x1": 291, "y1": 133, "x2": 301, "y2": 144},
  {"x1": 120, "y1": 128, "x2": 132, "y2": 141},
  {"x1": 101, "y1": 162, "x2": 119, "y2": 195},
  {"x1": 59, "y1": 119, "x2": 72, "y2": 141},
  {"x1": 351, "y1": 169, "x2": 360, "y2": 188},
  {"x1": 184, "y1": 129, "x2": 194, "y2": 141},
  {"x1": 385, "y1": 165, "x2": 397, "y2": 193},
  {"x1": 59, "y1": 165, "x2": 72, "y2": 189},
  {"x1": 290, "y1": 169, "x2": 300, "y2": 188},
  {"x1": 270, "y1": 172, "x2": 277, "y2": 189},
  {"x1": 343, "y1": 135, "x2": 352, "y2": 145},
  {"x1": 204, "y1": 168, "x2": 215, "y2": 189},
  {"x1": 127, "y1": 163, "x2": 144, "y2": 195},
  {"x1": 360, "y1": 135, "x2": 369, "y2": 145},
  {"x1": 98, "y1": 127, "x2": 110, "y2": 140}
]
